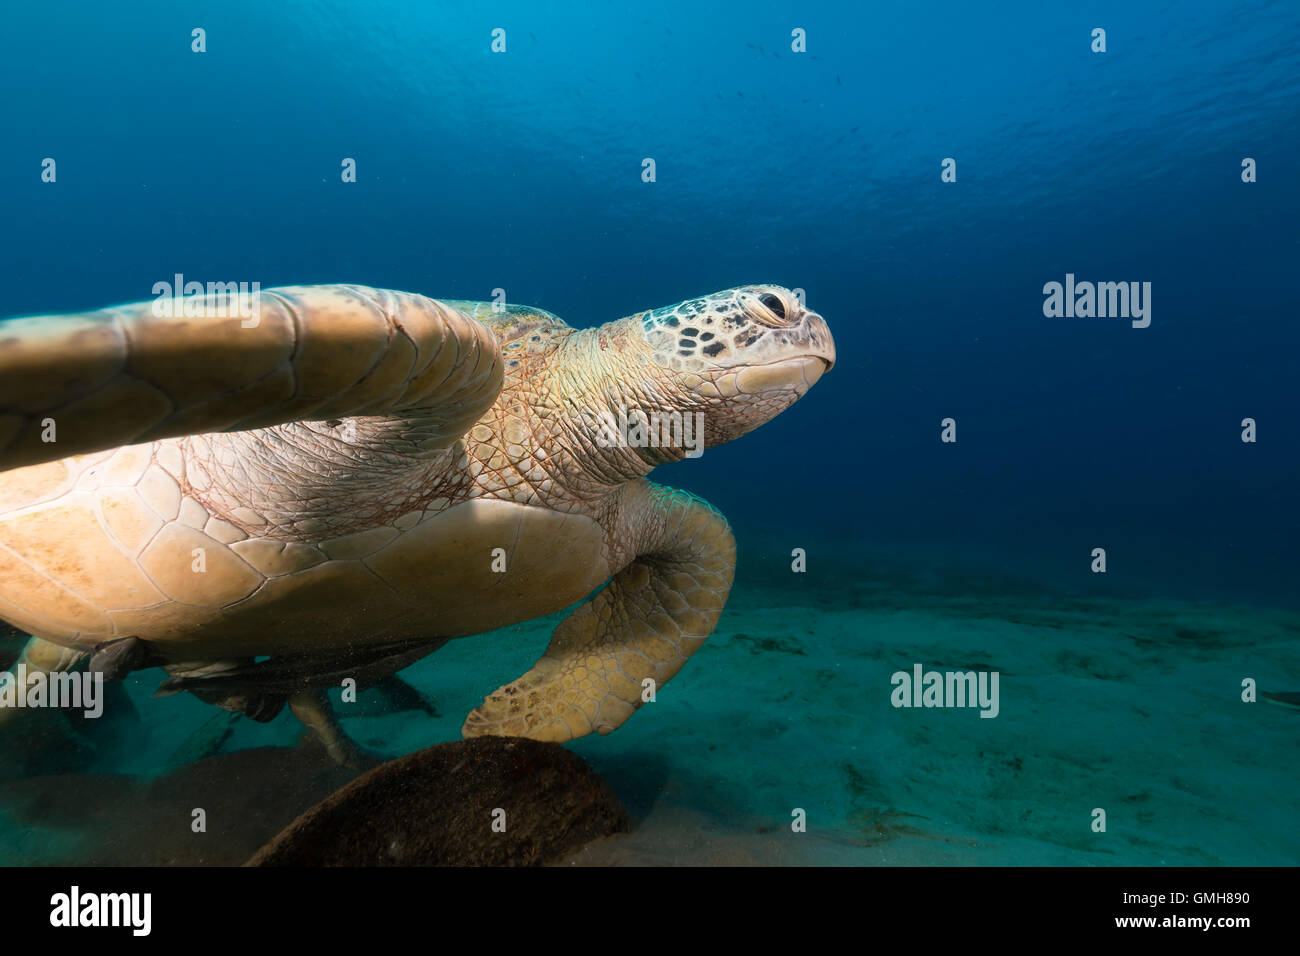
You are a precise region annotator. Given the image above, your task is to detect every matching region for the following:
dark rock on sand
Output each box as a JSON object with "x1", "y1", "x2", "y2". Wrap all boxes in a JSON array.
[{"x1": 247, "y1": 736, "x2": 628, "y2": 866}]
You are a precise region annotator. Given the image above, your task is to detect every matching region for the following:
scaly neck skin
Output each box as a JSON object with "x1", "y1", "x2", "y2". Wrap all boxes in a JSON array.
[{"x1": 543, "y1": 320, "x2": 697, "y2": 493}]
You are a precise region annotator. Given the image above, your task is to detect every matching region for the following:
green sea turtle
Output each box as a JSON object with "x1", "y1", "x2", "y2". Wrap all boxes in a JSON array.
[{"x1": 0, "y1": 284, "x2": 834, "y2": 764}]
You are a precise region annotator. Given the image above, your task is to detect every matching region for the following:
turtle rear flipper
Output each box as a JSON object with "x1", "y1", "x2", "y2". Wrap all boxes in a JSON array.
[{"x1": 0, "y1": 285, "x2": 504, "y2": 472}]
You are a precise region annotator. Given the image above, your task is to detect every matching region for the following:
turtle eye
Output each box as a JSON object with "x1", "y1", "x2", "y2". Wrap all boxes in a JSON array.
[{"x1": 758, "y1": 293, "x2": 786, "y2": 319}]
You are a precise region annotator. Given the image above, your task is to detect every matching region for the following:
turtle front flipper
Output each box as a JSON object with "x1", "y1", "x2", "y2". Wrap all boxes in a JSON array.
[
  {"x1": 0, "y1": 285, "x2": 503, "y2": 471},
  {"x1": 463, "y1": 482, "x2": 735, "y2": 743}
]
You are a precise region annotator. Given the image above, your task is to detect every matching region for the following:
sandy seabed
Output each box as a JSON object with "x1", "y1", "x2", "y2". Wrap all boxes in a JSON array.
[{"x1": 2, "y1": 567, "x2": 1297, "y2": 866}]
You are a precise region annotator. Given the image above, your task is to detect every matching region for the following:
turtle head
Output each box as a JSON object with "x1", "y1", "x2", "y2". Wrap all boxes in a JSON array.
[
  {"x1": 573, "y1": 285, "x2": 835, "y2": 474},
  {"x1": 633, "y1": 285, "x2": 836, "y2": 448}
]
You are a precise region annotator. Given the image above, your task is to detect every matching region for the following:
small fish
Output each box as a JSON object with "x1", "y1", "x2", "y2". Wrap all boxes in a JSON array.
[{"x1": 88, "y1": 635, "x2": 149, "y2": 680}]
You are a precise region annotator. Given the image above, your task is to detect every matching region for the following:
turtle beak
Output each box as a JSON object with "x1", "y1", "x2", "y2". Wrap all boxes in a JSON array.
[{"x1": 802, "y1": 310, "x2": 836, "y2": 371}]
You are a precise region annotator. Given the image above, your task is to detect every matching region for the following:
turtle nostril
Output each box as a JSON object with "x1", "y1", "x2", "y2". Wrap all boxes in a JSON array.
[{"x1": 758, "y1": 293, "x2": 786, "y2": 319}]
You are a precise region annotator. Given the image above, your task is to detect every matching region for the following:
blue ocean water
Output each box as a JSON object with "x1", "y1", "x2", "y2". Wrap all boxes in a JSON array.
[
  {"x1": 0, "y1": 1, "x2": 1298, "y2": 865},
  {"x1": 3, "y1": 0, "x2": 1297, "y2": 605}
]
